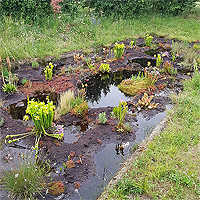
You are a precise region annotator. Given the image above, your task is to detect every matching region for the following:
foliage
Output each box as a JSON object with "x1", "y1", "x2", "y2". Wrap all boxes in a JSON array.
[
  {"x1": 98, "y1": 112, "x2": 107, "y2": 124},
  {"x1": 1, "y1": 57, "x2": 17, "y2": 93},
  {"x1": 1, "y1": 151, "x2": 49, "y2": 199},
  {"x1": 70, "y1": 100, "x2": 89, "y2": 117},
  {"x1": 124, "y1": 122, "x2": 132, "y2": 133},
  {"x1": 48, "y1": 181, "x2": 65, "y2": 195},
  {"x1": 136, "y1": 93, "x2": 159, "y2": 109},
  {"x1": 44, "y1": 62, "x2": 54, "y2": 81},
  {"x1": 54, "y1": 90, "x2": 74, "y2": 120},
  {"x1": 112, "y1": 100, "x2": 128, "y2": 128},
  {"x1": 171, "y1": 52, "x2": 179, "y2": 62},
  {"x1": 160, "y1": 61, "x2": 177, "y2": 75},
  {"x1": 144, "y1": 67, "x2": 159, "y2": 86},
  {"x1": 99, "y1": 63, "x2": 111, "y2": 73},
  {"x1": 145, "y1": 35, "x2": 153, "y2": 47},
  {"x1": 84, "y1": 0, "x2": 197, "y2": 18},
  {"x1": 6, "y1": 97, "x2": 63, "y2": 157},
  {"x1": 24, "y1": 96, "x2": 55, "y2": 133},
  {"x1": 0, "y1": 0, "x2": 53, "y2": 22},
  {"x1": 21, "y1": 78, "x2": 28, "y2": 85},
  {"x1": 193, "y1": 43, "x2": 200, "y2": 50},
  {"x1": 119, "y1": 68, "x2": 158, "y2": 96},
  {"x1": 2, "y1": 83, "x2": 17, "y2": 93},
  {"x1": 32, "y1": 60, "x2": 39, "y2": 69},
  {"x1": 155, "y1": 54, "x2": 163, "y2": 67},
  {"x1": 114, "y1": 43, "x2": 124, "y2": 59},
  {"x1": 50, "y1": 0, "x2": 63, "y2": 13}
]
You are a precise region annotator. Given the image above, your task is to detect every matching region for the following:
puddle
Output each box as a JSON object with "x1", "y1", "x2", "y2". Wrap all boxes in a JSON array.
[
  {"x1": 84, "y1": 71, "x2": 135, "y2": 108},
  {"x1": 130, "y1": 58, "x2": 156, "y2": 68},
  {"x1": 63, "y1": 122, "x2": 89, "y2": 143}
]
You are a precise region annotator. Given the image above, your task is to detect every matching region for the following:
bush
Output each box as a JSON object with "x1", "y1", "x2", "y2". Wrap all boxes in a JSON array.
[
  {"x1": 84, "y1": 0, "x2": 197, "y2": 18},
  {"x1": 0, "y1": 0, "x2": 53, "y2": 21}
]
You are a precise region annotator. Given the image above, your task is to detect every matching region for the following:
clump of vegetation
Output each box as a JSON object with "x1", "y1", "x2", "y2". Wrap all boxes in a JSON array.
[
  {"x1": 171, "y1": 41, "x2": 199, "y2": 67},
  {"x1": 48, "y1": 181, "x2": 65, "y2": 195},
  {"x1": 70, "y1": 97, "x2": 89, "y2": 117},
  {"x1": 145, "y1": 34, "x2": 153, "y2": 47},
  {"x1": 44, "y1": 62, "x2": 54, "y2": 81},
  {"x1": 124, "y1": 122, "x2": 132, "y2": 133},
  {"x1": 1, "y1": 56, "x2": 17, "y2": 93},
  {"x1": 31, "y1": 60, "x2": 39, "y2": 69},
  {"x1": 160, "y1": 61, "x2": 177, "y2": 75},
  {"x1": 112, "y1": 100, "x2": 128, "y2": 132},
  {"x1": 6, "y1": 96, "x2": 64, "y2": 157},
  {"x1": 136, "y1": 93, "x2": 159, "y2": 109},
  {"x1": 98, "y1": 112, "x2": 107, "y2": 124},
  {"x1": 155, "y1": 54, "x2": 163, "y2": 67},
  {"x1": 118, "y1": 68, "x2": 158, "y2": 96},
  {"x1": 54, "y1": 90, "x2": 74, "y2": 120},
  {"x1": 21, "y1": 78, "x2": 28, "y2": 85},
  {"x1": 99, "y1": 63, "x2": 110, "y2": 73},
  {"x1": 114, "y1": 43, "x2": 124, "y2": 59},
  {"x1": 1, "y1": 151, "x2": 49, "y2": 199},
  {"x1": 193, "y1": 43, "x2": 200, "y2": 50}
]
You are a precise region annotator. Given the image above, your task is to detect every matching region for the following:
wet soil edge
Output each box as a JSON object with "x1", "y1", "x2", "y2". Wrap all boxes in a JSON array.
[{"x1": 97, "y1": 113, "x2": 170, "y2": 200}]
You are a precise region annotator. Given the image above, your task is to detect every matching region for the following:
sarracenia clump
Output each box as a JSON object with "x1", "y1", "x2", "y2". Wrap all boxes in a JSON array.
[{"x1": 6, "y1": 96, "x2": 64, "y2": 158}]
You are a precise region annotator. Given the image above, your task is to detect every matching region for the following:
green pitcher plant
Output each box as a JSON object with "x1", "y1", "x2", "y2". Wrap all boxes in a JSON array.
[{"x1": 6, "y1": 96, "x2": 64, "y2": 158}]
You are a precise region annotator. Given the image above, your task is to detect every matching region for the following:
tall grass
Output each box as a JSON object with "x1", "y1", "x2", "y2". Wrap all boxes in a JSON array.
[{"x1": 1, "y1": 8, "x2": 200, "y2": 60}]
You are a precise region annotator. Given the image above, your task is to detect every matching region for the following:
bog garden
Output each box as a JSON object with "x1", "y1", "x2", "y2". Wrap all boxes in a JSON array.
[{"x1": 0, "y1": 1, "x2": 200, "y2": 199}]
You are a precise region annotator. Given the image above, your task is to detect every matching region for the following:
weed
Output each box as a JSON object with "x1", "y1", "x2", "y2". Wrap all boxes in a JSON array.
[
  {"x1": 31, "y1": 60, "x2": 39, "y2": 69},
  {"x1": 98, "y1": 112, "x2": 107, "y2": 124}
]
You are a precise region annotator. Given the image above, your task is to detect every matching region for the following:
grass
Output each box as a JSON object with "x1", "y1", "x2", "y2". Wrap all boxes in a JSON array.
[
  {"x1": 54, "y1": 89, "x2": 74, "y2": 120},
  {"x1": 1, "y1": 7, "x2": 200, "y2": 61},
  {"x1": 105, "y1": 70, "x2": 200, "y2": 199},
  {"x1": 0, "y1": 150, "x2": 49, "y2": 200}
]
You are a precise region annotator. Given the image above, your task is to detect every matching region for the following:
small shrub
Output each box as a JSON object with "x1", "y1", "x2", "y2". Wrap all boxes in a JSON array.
[
  {"x1": 98, "y1": 112, "x2": 107, "y2": 124},
  {"x1": 32, "y1": 60, "x2": 39, "y2": 69}
]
